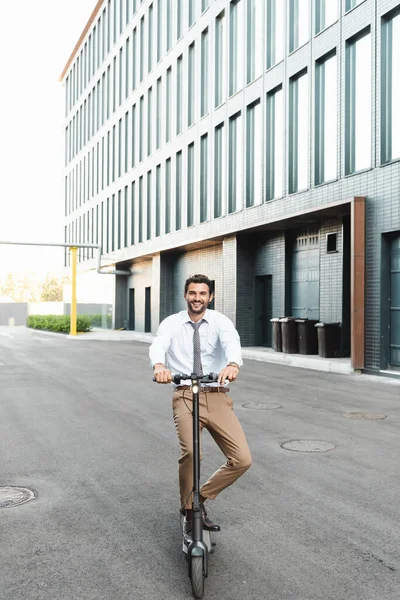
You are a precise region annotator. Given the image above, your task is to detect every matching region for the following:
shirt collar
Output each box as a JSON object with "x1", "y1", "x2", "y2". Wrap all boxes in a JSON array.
[{"x1": 181, "y1": 308, "x2": 210, "y2": 324}]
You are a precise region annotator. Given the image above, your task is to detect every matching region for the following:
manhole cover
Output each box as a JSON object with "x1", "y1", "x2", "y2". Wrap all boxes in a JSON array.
[
  {"x1": 343, "y1": 412, "x2": 387, "y2": 420},
  {"x1": 242, "y1": 401, "x2": 282, "y2": 410},
  {"x1": 281, "y1": 440, "x2": 335, "y2": 453},
  {"x1": 0, "y1": 486, "x2": 36, "y2": 509}
]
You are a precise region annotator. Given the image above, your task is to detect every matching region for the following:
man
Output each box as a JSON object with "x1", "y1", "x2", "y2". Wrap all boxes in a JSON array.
[{"x1": 149, "y1": 274, "x2": 252, "y2": 533}]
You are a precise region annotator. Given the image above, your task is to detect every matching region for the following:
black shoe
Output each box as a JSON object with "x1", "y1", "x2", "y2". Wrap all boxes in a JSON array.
[{"x1": 200, "y1": 503, "x2": 221, "y2": 532}]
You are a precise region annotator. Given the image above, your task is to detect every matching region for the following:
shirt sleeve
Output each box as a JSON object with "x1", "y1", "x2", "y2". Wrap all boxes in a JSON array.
[
  {"x1": 218, "y1": 315, "x2": 243, "y2": 367},
  {"x1": 149, "y1": 318, "x2": 173, "y2": 368}
]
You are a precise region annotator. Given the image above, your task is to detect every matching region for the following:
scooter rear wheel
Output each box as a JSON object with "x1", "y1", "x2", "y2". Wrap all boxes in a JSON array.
[{"x1": 191, "y1": 556, "x2": 205, "y2": 599}]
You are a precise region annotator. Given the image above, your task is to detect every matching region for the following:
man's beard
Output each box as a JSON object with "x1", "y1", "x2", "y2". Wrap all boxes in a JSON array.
[{"x1": 187, "y1": 301, "x2": 206, "y2": 314}]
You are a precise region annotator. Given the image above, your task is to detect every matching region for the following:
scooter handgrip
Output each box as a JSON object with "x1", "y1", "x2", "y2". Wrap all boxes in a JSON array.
[{"x1": 208, "y1": 372, "x2": 219, "y2": 382}]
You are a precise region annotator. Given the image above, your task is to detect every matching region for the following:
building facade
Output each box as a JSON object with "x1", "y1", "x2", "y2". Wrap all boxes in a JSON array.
[{"x1": 60, "y1": 0, "x2": 400, "y2": 374}]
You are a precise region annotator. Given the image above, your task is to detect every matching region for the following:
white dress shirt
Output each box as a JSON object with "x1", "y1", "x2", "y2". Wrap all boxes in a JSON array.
[{"x1": 149, "y1": 309, "x2": 243, "y2": 386}]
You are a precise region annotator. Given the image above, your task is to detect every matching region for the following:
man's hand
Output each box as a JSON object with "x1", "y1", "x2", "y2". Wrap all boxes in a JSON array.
[
  {"x1": 218, "y1": 364, "x2": 240, "y2": 385},
  {"x1": 153, "y1": 363, "x2": 172, "y2": 384}
]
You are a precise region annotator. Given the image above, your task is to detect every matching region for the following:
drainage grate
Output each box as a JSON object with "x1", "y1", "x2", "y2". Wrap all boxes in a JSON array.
[
  {"x1": 281, "y1": 440, "x2": 335, "y2": 453},
  {"x1": 242, "y1": 401, "x2": 282, "y2": 410},
  {"x1": 343, "y1": 412, "x2": 387, "y2": 420},
  {"x1": 0, "y1": 486, "x2": 36, "y2": 509}
]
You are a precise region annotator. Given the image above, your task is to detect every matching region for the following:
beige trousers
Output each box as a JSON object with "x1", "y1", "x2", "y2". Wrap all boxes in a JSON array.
[{"x1": 172, "y1": 388, "x2": 252, "y2": 509}]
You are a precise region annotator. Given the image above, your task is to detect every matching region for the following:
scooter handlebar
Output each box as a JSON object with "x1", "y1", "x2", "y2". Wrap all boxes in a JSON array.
[{"x1": 153, "y1": 372, "x2": 219, "y2": 383}]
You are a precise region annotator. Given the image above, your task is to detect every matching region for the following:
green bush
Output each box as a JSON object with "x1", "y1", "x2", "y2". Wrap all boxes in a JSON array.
[{"x1": 26, "y1": 315, "x2": 91, "y2": 334}]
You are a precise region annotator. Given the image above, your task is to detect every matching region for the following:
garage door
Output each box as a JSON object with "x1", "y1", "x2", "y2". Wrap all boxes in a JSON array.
[
  {"x1": 292, "y1": 229, "x2": 320, "y2": 320},
  {"x1": 390, "y1": 237, "x2": 400, "y2": 367}
]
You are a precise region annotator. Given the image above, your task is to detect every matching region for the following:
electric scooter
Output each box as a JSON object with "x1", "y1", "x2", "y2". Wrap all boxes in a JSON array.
[{"x1": 155, "y1": 371, "x2": 220, "y2": 599}]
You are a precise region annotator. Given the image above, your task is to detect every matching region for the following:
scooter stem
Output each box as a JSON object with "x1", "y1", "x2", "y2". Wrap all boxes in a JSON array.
[{"x1": 192, "y1": 376, "x2": 203, "y2": 543}]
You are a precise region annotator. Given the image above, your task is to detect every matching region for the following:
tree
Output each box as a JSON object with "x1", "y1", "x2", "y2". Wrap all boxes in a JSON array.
[{"x1": 40, "y1": 276, "x2": 63, "y2": 302}]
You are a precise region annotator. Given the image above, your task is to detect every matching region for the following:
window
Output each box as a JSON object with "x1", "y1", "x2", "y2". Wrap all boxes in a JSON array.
[
  {"x1": 139, "y1": 95, "x2": 144, "y2": 161},
  {"x1": 346, "y1": 0, "x2": 365, "y2": 11},
  {"x1": 345, "y1": 30, "x2": 371, "y2": 174},
  {"x1": 200, "y1": 134, "x2": 208, "y2": 222},
  {"x1": 381, "y1": 9, "x2": 400, "y2": 164},
  {"x1": 124, "y1": 111, "x2": 129, "y2": 173},
  {"x1": 157, "y1": 0, "x2": 162, "y2": 62},
  {"x1": 228, "y1": 112, "x2": 242, "y2": 213},
  {"x1": 188, "y1": 43, "x2": 195, "y2": 126},
  {"x1": 266, "y1": 86, "x2": 283, "y2": 200},
  {"x1": 215, "y1": 12, "x2": 226, "y2": 107},
  {"x1": 165, "y1": 158, "x2": 171, "y2": 233},
  {"x1": 315, "y1": 52, "x2": 337, "y2": 184},
  {"x1": 315, "y1": 0, "x2": 338, "y2": 34},
  {"x1": 246, "y1": 101, "x2": 261, "y2": 207},
  {"x1": 202, "y1": 0, "x2": 209, "y2": 12},
  {"x1": 187, "y1": 143, "x2": 195, "y2": 226},
  {"x1": 177, "y1": 55, "x2": 183, "y2": 135},
  {"x1": 176, "y1": 151, "x2": 182, "y2": 230},
  {"x1": 326, "y1": 233, "x2": 338, "y2": 253},
  {"x1": 247, "y1": 0, "x2": 262, "y2": 83},
  {"x1": 147, "y1": 170, "x2": 152, "y2": 240},
  {"x1": 289, "y1": 0, "x2": 309, "y2": 53},
  {"x1": 156, "y1": 77, "x2": 162, "y2": 149},
  {"x1": 132, "y1": 28, "x2": 137, "y2": 90},
  {"x1": 166, "y1": 67, "x2": 172, "y2": 142},
  {"x1": 156, "y1": 165, "x2": 161, "y2": 237},
  {"x1": 125, "y1": 37, "x2": 130, "y2": 98},
  {"x1": 117, "y1": 190, "x2": 121, "y2": 249},
  {"x1": 188, "y1": 0, "x2": 195, "y2": 27},
  {"x1": 148, "y1": 4, "x2": 153, "y2": 73},
  {"x1": 140, "y1": 16, "x2": 145, "y2": 82},
  {"x1": 289, "y1": 70, "x2": 308, "y2": 193},
  {"x1": 166, "y1": 0, "x2": 172, "y2": 51},
  {"x1": 177, "y1": 0, "x2": 183, "y2": 39},
  {"x1": 201, "y1": 28, "x2": 209, "y2": 117},
  {"x1": 131, "y1": 104, "x2": 136, "y2": 167},
  {"x1": 214, "y1": 123, "x2": 224, "y2": 217},
  {"x1": 147, "y1": 87, "x2": 153, "y2": 157},
  {"x1": 229, "y1": 0, "x2": 244, "y2": 96},
  {"x1": 138, "y1": 176, "x2": 143, "y2": 242},
  {"x1": 131, "y1": 181, "x2": 135, "y2": 245}
]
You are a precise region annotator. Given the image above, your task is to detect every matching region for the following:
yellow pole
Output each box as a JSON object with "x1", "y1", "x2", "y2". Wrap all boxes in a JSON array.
[{"x1": 70, "y1": 247, "x2": 78, "y2": 336}]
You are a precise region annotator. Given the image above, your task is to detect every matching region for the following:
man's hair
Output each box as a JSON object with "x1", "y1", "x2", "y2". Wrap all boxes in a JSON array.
[{"x1": 184, "y1": 274, "x2": 214, "y2": 295}]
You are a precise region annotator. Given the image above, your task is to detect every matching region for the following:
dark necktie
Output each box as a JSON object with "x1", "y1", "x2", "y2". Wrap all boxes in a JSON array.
[{"x1": 190, "y1": 320, "x2": 203, "y2": 376}]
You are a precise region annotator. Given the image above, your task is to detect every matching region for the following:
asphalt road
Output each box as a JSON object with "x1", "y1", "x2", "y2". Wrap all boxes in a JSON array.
[{"x1": 1, "y1": 327, "x2": 399, "y2": 600}]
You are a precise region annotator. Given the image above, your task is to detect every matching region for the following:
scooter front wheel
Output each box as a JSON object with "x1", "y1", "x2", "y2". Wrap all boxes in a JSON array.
[{"x1": 191, "y1": 555, "x2": 205, "y2": 599}]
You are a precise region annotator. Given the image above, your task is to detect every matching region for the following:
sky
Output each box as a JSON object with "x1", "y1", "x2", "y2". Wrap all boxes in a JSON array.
[{"x1": 0, "y1": 0, "x2": 96, "y2": 274}]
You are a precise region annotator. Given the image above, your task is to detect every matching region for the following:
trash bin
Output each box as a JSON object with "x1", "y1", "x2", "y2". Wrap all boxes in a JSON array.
[
  {"x1": 315, "y1": 322, "x2": 341, "y2": 358},
  {"x1": 295, "y1": 319, "x2": 319, "y2": 355},
  {"x1": 270, "y1": 318, "x2": 282, "y2": 352},
  {"x1": 279, "y1": 317, "x2": 298, "y2": 354}
]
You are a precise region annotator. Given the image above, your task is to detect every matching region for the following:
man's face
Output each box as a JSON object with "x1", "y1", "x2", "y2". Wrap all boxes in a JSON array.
[{"x1": 184, "y1": 283, "x2": 213, "y2": 315}]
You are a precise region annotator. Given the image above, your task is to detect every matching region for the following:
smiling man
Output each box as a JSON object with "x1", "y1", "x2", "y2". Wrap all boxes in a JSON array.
[{"x1": 149, "y1": 274, "x2": 252, "y2": 533}]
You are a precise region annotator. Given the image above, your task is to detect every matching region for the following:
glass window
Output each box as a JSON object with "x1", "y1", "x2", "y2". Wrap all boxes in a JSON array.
[
  {"x1": 157, "y1": 0, "x2": 162, "y2": 62},
  {"x1": 266, "y1": 86, "x2": 283, "y2": 200},
  {"x1": 138, "y1": 176, "x2": 143, "y2": 243},
  {"x1": 176, "y1": 55, "x2": 183, "y2": 135},
  {"x1": 267, "y1": 0, "x2": 284, "y2": 69},
  {"x1": 315, "y1": 0, "x2": 338, "y2": 34},
  {"x1": 165, "y1": 158, "x2": 171, "y2": 233},
  {"x1": 246, "y1": 101, "x2": 261, "y2": 207},
  {"x1": 147, "y1": 87, "x2": 153, "y2": 157},
  {"x1": 139, "y1": 95, "x2": 144, "y2": 161},
  {"x1": 187, "y1": 143, "x2": 195, "y2": 226},
  {"x1": 148, "y1": 3, "x2": 153, "y2": 73},
  {"x1": 119, "y1": 47, "x2": 123, "y2": 105},
  {"x1": 188, "y1": 43, "x2": 195, "y2": 127},
  {"x1": 247, "y1": 0, "x2": 262, "y2": 83},
  {"x1": 123, "y1": 185, "x2": 128, "y2": 248},
  {"x1": 381, "y1": 9, "x2": 400, "y2": 163},
  {"x1": 229, "y1": 0, "x2": 244, "y2": 96},
  {"x1": 131, "y1": 181, "x2": 135, "y2": 245},
  {"x1": 346, "y1": 0, "x2": 365, "y2": 12},
  {"x1": 188, "y1": 0, "x2": 195, "y2": 27},
  {"x1": 147, "y1": 170, "x2": 152, "y2": 240},
  {"x1": 140, "y1": 16, "x2": 145, "y2": 82},
  {"x1": 125, "y1": 111, "x2": 129, "y2": 173},
  {"x1": 118, "y1": 118, "x2": 122, "y2": 178},
  {"x1": 117, "y1": 190, "x2": 121, "y2": 250},
  {"x1": 202, "y1": 0, "x2": 209, "y2": 12},
  {"x1": 166, "y1": 67, "x2": 172, "y2": 142},
  {"x1": 289, "y1": 70, "x2": 308, "y2": 193},
  {"x1": 200, "y1": 134, "x2": 208, "y2": 222},
  {"x1": 125, "y1": 37, "x2": 130, "y2": 98},
  {"x1": 176, "y1": 151, "x2": 182, "y2": 230},
  {"x1": 156, "y1": 165, "x2": 161, "y2": 237},
  {"x1": 156, "y1": 77, "x2": 162, "y2": 150},
  {"x1": 289, "y1": 0, "x2": 309, "y2": 53},
  {"x1": 132, "y1": 28, "x2": 137, "y2": 91},
  {"x1": 345, "y1": 30, "x2": 371, "y2": 174},
  {"x1": 214, "y1": 123, "x2": 224, "y2": 217},
  {"x1": 215, "y1": 11, "x2": 226, "y2": 107},
  {"x1": 177, "y1": 0, "x2": 183, "y2": 39},
  {"x1": 201, "y1": 28, "x2": 209, "y2": 117},
  {"x1": 166, "y1": 0, "x2": 172, "y2": 51},
  {"x1": 228, "y1": 112, "x2": 242, "y2": 213},
  {"x1": 131, "y1": 104, "x2": 136, "y2": 167},
  {"x1": 315, "y1": 52, "x2": 337, "y2": 184}
]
